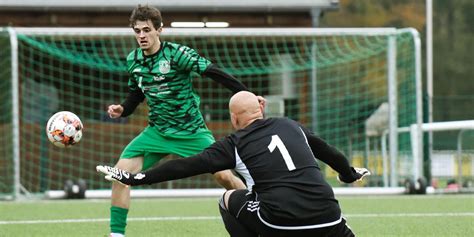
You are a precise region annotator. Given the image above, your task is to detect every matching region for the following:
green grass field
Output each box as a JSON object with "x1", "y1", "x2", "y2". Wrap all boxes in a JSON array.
[{"x1": 0, "y1": 195, "x2": 473, "y2": 236}]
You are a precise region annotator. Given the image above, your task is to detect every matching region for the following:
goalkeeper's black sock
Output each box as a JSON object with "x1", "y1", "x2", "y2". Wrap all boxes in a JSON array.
[{"x1": 110, "y1": 206, "x2": 128, "y2": 235}]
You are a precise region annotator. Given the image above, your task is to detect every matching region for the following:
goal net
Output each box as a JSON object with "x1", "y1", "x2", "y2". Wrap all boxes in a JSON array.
[{"x1": 0, "y1": 27, "x2": 421, "y2": 199}]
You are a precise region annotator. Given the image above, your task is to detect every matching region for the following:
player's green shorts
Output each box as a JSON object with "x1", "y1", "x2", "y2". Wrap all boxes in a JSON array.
[{"x1": 120, "y1": 125, "x2": 215, "y2": 170}]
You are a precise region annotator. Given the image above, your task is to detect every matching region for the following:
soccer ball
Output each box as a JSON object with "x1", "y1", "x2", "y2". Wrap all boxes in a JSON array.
[{"x1": 46, "y1": 111, "x2": 83, "y2": 148}]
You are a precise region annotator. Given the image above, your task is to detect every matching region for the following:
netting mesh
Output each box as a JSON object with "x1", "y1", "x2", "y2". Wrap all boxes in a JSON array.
[{"x1": 0, "y1": 28, "x2": 418, "y2": 195}]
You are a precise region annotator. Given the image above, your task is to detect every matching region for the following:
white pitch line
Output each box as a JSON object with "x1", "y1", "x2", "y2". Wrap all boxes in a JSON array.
[
  {"x1": 1, "y1": 213, "x2": 473, "y2": 225},
  {"x1": 0, "y1": 216, "x2": 221, "y2": 225},
  {"x1": 346, "y1": 213, "x2": 474, "y2": 218}
]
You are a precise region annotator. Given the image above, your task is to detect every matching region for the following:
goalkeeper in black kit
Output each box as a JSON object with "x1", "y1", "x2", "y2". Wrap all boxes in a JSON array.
[{"x1": 97, "y1": 91, "x2": 370, "y2": 237}]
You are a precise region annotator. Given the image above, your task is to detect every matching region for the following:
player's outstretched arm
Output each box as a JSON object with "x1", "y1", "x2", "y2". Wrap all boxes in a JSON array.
[
  {"x1": 202, "y1": 64, "x2": 267, "y2": 111},
  {"x1": 202, "y1": 64, "x2": 248, "y2": 93},
  {"x1": 96, "y1": 163, "x2": 206, "y2": 186},
  {"x1": 97, "y1": 143, "x2": 235, "y2": 186},
  {"x1": 96, "y1": 157, "x2": 218, "y2": 186},
  {"x1": 97, "y1": 139, "x2": 236, "y2": 186}
]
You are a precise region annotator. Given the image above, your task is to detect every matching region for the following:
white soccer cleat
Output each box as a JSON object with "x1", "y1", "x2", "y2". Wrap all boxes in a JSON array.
[{"x1": 109, "y1": 233, "x2": 125, "y2": 237}]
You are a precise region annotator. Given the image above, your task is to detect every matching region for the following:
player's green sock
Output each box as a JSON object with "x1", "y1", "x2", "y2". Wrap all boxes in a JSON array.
[{"x1": 110, "y1": 206, "x2": 128, "y2": 235}]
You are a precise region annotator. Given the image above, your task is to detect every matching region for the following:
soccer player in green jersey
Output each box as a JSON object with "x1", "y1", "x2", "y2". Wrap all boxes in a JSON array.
[{"x1": 106, "y1": 5, "x2": 260, "y2": 237}]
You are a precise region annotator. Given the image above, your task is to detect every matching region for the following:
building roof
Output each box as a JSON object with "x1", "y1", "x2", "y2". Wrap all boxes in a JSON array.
[{"x1": 0, "y1": 0, "x2": 339, "y2": 12}]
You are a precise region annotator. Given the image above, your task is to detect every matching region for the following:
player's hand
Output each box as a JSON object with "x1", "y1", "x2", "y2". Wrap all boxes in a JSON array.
[
  {"x1": 337, "y1": 167, "x2": 371, "y2": 184},
  {"x1": 96, "y1": 165, "x2": 134, "y2": 186},
  {"x1": 107, "y1": 104, "x2": 124, "y2": 118}
]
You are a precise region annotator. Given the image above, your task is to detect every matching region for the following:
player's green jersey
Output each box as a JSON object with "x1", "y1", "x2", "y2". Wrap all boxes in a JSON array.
[{"x1": 126, "y1": 41, "x2": 212, "y2": 136}]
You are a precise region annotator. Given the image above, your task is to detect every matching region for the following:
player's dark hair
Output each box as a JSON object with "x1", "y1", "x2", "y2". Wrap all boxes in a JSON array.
[{"x1": 129, "y1": 5, "x2": 162, "y2": 30}]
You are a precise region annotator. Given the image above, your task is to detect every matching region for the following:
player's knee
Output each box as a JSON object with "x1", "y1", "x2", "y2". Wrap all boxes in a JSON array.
[
  {"x1": 115, "y1": 158, "x2": 143, "y2": 173},
  {"x1": 219, "y1": 193, "x2": 227, "y2": 211},
  {"x1": 219, "y1": 190, "x2": 235, "y2": 211},
  {"x1": 218, "y1": 191, "x2": 233, "y2": 220}
]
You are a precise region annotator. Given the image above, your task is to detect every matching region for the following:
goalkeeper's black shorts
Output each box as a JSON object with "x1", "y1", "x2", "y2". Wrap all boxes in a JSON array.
[{"x1": 226, "y1": 189, "x2": 356, "y2": 237}]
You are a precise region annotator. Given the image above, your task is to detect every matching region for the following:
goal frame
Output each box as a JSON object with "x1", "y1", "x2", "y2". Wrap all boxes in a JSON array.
[{"x1": 6, "y1": 27, "x2": 423, "y2": 199}]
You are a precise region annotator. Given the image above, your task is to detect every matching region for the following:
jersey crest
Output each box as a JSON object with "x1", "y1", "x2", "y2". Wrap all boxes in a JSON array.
[{"x1": 159, "y1": 60, "x2": 171, "y2": 74}]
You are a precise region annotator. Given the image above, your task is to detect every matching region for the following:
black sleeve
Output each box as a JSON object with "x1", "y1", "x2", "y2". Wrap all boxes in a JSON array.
[
  {"x1": 129, "y1": 138, "x2": 236, "y2": 186},
  {"x1": 120, "y1": 89, "x2": 145, "y2": 117},
  {"x1": 202, "y1": 64, "x2": 248, "y2": 93},
  {"x1": 300, "y1": 126, "x2": 354, "y2": 179}
]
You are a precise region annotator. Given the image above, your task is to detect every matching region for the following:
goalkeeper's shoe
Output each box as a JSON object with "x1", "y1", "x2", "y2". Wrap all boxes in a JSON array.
[
  {"x1": 96, "y1": 165, "x2": 134, "y2": 186},
  {"x1": 337, "y1": 167, "x2": 371, "y2": 184}
]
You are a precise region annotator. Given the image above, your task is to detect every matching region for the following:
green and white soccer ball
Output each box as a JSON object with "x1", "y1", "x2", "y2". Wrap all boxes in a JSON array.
[{"x1": 46, "y1": 111, "x2": 83, "y2": 148}]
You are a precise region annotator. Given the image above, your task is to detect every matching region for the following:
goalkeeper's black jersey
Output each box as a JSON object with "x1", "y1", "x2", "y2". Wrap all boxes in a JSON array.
[
  {"x1": 138, "y1": 117, "x2": 356, "y2": 226},
  {"x1": 221, "y1": 117, "x2": 341, "y2": 226}
]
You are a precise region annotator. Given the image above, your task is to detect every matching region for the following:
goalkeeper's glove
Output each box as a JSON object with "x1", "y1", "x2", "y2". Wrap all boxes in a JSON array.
[
  {"x1": 96, "y1": 165, "x2": 144, "y2": 186},
  {"x1": 337, "y1": 167, "x2": 371, "y2": 184}
]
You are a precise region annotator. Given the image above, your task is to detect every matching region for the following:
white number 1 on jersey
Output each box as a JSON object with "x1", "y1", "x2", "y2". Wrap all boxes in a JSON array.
[{"x1": 268, "y1": 135, "x2": 296, "y2": 171}]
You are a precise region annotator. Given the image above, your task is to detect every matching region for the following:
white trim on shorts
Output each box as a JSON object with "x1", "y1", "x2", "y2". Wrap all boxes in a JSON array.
[{"x1": 257, "y1": 209, "x2": 342, "y2": 230}]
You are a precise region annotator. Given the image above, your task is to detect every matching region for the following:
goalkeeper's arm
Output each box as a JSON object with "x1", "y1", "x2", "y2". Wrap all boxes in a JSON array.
[
  {"x1": 97, "y1": 156, "x2": 212, "y2": 186},
  {"x1": 97, "y1": 140, "x2": 235, "y2": 186},
  {"x1": 301, "y1": 126, "x2": 370, "y2": 183}
]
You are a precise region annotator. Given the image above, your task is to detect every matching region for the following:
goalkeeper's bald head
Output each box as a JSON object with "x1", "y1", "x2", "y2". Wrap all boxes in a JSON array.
[{"x1": 229, "y1": 91, "x2": 264, "y2": 130}]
